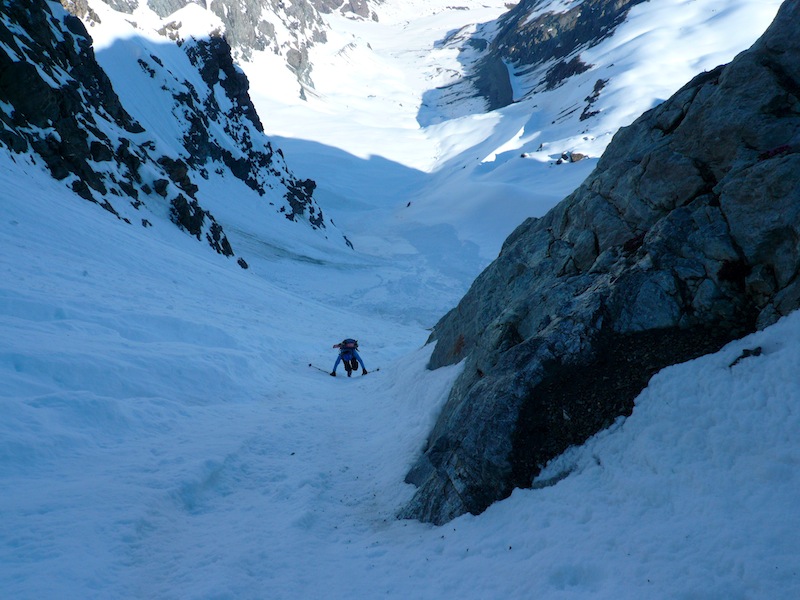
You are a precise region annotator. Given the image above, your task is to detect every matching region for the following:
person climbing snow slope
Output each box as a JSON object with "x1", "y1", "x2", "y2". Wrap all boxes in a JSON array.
[{"x1": 331, "y1": 338, "x2": 368, "y2": 377}]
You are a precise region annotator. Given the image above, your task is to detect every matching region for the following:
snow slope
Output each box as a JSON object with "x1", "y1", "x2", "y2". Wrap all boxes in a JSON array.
[
  {"x1": 2, "y1": 142, "x2": 799, "y2": 599},
  {"x1": 2, "y1": 0, "x2": 798, "y2": 598}
]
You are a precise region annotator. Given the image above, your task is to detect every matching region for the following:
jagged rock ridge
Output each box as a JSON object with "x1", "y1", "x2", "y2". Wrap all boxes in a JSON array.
[
  {"x1": 1, "y1": 0, "x2": 335, "y2": 260},
  {"x1": 311, "y1": 0, "x2": 379, "y2": 20},
  {"x1": 97, "y1": 0, "x2": 380, "y2": 89},
  {"x1": 402, "y1": 0, "x2": 800, "y2": 525}
]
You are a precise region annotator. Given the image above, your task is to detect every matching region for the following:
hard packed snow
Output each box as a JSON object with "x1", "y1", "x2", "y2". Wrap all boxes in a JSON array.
[{"x1": 1, "y1": 0, "x2": 797, "y2": 598}]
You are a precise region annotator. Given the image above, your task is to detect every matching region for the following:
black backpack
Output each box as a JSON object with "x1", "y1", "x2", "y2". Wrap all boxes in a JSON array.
[{"x1": 339, "y1": 339, "x2": 358, "y2": 352}]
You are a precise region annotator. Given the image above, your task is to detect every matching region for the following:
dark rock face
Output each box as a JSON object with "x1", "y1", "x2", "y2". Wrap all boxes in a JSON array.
[
  {"x1": 493, "y1": 0, "x2": 647, "y2": 69},
  {"x1": 1, "y1": 0, "x2": 332, "y2": 258},
  {"x1": 179, "y1": 34, "x2": 326, "y2": 223},
  {"x1": 471, "y1": 51, "x2": 514, "y2": 112},
  {"x1": 402, "y1": 0, "x2": 800, "y2": 525},
  {"x1": 473, "y1": 0, "x2": 647, "y2": 108},
  {"x1": 427, "y1": 0, "x2": 647, "y2": 116},
  {"x1": 187, "y1": 36, "x2": 265, "y2": 132},
  {"x1": 0, "y1": 0, "x2": 143, "y2": 217}
]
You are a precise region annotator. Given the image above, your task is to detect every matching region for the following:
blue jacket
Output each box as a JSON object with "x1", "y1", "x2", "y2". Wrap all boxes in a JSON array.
[{"x1": 333, "y1": 348, "x2": 365, "y2": 372}]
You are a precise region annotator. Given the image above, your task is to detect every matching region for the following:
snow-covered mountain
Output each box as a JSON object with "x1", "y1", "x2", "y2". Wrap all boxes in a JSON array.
[
  {"x1": 242, "y1": 0, "x2": 785, "y2": 264},
  {"x1": 1, "y1": 0, "x2": 348, "y2": 265},
  {"x1": 81, "y1": 0, "x2": 381, "y2": 93},
  {"x1": 2, "y1": 0, "x2": 798, "y2": 598}
]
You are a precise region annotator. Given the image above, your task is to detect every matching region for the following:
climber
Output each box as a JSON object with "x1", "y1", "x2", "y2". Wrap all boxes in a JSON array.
[{"x1": 331, "y1": 338, "x2": 368, "y2": 377}]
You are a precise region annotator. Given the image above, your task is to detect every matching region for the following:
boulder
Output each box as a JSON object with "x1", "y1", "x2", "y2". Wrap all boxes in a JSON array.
[{"x1": 401, "y1": 0, "x2": 800, "y2": 525}]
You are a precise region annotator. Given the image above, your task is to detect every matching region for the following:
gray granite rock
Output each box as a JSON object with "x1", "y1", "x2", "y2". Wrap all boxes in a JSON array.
[
  {"x1": 142, "y1": 0, "x2": 381, "y2": 87},
  {"x1": 402, "y1": 0, "x2": 800, "y2": 525}
]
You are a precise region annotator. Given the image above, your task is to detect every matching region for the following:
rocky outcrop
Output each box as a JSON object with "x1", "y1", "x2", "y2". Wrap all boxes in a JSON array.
[
  {"x1": 492, "y1": 0, "x2": 647, "y2": 71},
  {"x1": 402, "y1": 0, "x2": 800, "y2": 524},
  {"x1": 138, "y1": 0, "x2": 381, "y2": 87},
  {"x1": 1, "y1": 1, "x2": 140, "y2": 211},
  {"x1": 0, "y1": 1, "x2": 238, "y2": 254},
  {"x1": 138, "y1": 0, "x2": 325, "y2": 85},
  {"x1": 428, "y1": 0, "x2": 647, "y2": 116},
  {"x1": 474, "y1": 0, "x2": 647, "y2": 109},
  {"x1": 311, "y1": 0, "x2": 380, "y2": 21},
  {"x1": 1, "y1": 0, "x2": 335, "y2": 258},
  {"x1": 180, "y1": 35, "x2": 324, "y2": 226}
]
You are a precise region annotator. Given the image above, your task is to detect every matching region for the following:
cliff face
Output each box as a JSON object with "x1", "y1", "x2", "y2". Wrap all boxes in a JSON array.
[
  {"x1": 1, "y1": 0, "x2": 336, "y2": 261},
  {"x1": 473, "y1": 0, "x2": 648, "y2": 110},
  {"x1": 402, "y1": 0, "x2": 800, "y2": 525},
  {"x1": 96, "y1": 0, "x2": 380, "y2": 87}
]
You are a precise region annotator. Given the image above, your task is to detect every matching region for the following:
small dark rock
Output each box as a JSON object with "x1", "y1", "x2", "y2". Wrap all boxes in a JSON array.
[{"x1": 729, "y1": 347, "x2": 763, "y2": 368}]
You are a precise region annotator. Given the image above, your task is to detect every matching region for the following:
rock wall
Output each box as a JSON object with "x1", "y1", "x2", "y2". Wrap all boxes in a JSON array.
[
  {"x1": 1, "y1": 0, "x2": 333, "y2": 260},
  {"x1": 312, "y1": 0, "x2": 379, "y2": 20},
  {"x1": 140, "y1": 0, "x2": 380, "y2": 86},
  {"x1": 474, "y1": 0, "x2": 648, "y2": 108},
  {"x1": 402, "y1": 0, "x2": 800, "y2": 525}
]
